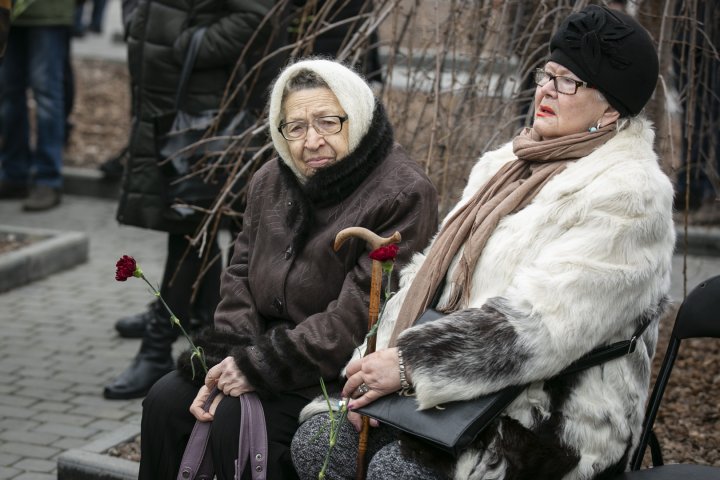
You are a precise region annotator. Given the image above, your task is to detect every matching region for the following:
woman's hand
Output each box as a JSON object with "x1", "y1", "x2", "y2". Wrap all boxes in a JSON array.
[
  {"x1": 342, "y1": 347, "x2": 403, "y2": 410},
  {"x1": 206, "y1": 356, "x2": 255, "y2": 397},
  {"x1": 189, "y1": 384, "x2": 223, "y2": 421},
  {"x1": 189, "y1": 356, "x2": 255, "y2": 421}
]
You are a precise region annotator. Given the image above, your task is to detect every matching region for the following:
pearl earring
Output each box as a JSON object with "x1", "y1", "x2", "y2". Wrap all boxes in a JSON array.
[{"x1": 588, "y1": 120, "x2": 601, "y2": 133}]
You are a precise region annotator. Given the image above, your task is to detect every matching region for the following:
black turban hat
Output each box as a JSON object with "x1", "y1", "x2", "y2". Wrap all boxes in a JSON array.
[{"x1": 549, "y1": 5, "x2": 659, "y2": 117}]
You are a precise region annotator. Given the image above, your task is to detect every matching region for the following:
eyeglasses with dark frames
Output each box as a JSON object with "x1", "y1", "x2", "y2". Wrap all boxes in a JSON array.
[
  {"x1": 534, "y1": 68, "x2": 591, "y2": 95},
  {"x1": 278, "y1": 115, "x2": 349, "y2": 141}
]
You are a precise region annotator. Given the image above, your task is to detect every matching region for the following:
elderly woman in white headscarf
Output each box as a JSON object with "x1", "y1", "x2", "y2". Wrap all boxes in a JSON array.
[
  {"x1": 137, "y1": 59, "x2": 438, "y2": 480},
  {"x1": 292, "y1": 6, "x2": 675, "y2": 480}
]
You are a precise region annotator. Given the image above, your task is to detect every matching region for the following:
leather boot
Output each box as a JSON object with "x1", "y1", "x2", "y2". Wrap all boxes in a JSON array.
[
  {"x1": 103, "y1": 310, "x2": 178, "y2": 400},
  {"x1": 116, "y1": 306, "x2": 204, "y2": 338},
  {"x1": 114, "y1": 308, "x2": 155, "y2": 338}
]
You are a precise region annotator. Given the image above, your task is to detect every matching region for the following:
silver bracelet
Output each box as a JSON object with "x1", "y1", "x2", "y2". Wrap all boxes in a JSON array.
[{"x1": 397, "y1": 348, "x2": 413, "y2": 395}]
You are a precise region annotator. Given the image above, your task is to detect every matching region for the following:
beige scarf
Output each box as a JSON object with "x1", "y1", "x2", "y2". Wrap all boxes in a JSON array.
[{"x1": 388, "y1": 124, "x2": 617, "y2": 346}]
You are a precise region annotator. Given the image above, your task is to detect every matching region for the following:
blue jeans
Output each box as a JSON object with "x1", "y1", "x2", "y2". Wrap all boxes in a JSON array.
[{"x1": 0, "y1": 26, "x2": 68, "y2": 188}]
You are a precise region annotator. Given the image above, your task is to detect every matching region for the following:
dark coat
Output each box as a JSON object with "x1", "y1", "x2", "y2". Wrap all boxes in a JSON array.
[
  {"x1": 179, "y1": 106, "x2": 439, "y2": 396},
  {"x1": 116, "y1": 0, "x2": 273, "y2": 234}
]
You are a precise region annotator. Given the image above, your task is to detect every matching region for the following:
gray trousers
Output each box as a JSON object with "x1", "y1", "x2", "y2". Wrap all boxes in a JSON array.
[{"x1": 291, "y1": 412, "x2": 448, "y2": 480}]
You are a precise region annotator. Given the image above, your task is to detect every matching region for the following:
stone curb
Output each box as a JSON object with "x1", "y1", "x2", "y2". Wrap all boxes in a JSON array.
[
  {"x1": 63, "y1": 166, "x2": 121, "y2": 200},
  {"x1": 56, "y1": 424, "x2": 140, "y2": 480},
  {"x1": 675, "y1": 225, "x2": 720, "y2": 257},
  {"x1": 0, "y1": 225, "x2": 89, "y2": 293}
]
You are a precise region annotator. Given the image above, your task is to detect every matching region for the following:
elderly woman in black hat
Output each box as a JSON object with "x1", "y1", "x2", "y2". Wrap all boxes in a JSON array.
[{"x1": 292, "y1": 6, "x2": 675, "y2": 479}]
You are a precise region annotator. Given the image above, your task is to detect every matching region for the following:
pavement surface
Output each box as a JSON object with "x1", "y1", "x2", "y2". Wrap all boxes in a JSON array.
[
  {"x1": 1, "y1": 1, "x2": 719, "y2": 477},
  {"x1": 0, "y1": 3, "x2": 154, "y2": 478}
]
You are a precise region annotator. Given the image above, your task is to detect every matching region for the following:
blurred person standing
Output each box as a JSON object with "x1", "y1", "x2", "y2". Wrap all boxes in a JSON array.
[
  {"x1": 73, "y1": 0, "x2": 107, "y2": 36},
  {"x1": 0, "y1": 0, "x2": 74, "y2": 211},
  {"x1": 104, "y1": 0, "x2": 274, "y2": 400}
]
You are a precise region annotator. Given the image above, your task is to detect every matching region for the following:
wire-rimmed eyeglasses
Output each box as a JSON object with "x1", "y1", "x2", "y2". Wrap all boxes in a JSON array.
[
  {"x1": 534, "y1": 68, "x2": 591, "y2": 95},
  {"x1": 278, "y1": 115, "x2": 349, "y2": 141}
]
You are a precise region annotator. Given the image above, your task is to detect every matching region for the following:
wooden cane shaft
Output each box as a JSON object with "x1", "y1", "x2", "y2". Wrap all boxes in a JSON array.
[
  {"x1": 355, "y1": 416, "x2": 370, "y2": 480},
  {"x1": 355, "y1": 260, "x2": 383, "y2": 480},
  {"x1": 366, "y1": 260, "x2": 383, "y2": 355}
]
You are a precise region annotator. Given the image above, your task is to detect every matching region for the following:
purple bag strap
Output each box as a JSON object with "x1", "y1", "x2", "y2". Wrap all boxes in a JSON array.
[
  {"x1": 235, "y1": 393, "x2": 268, "y2": 480},
  {"x1": 177, "y1": 387, "x2": 220, "y2": 480}
]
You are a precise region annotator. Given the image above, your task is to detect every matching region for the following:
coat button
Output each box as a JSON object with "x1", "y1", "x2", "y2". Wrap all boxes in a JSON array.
[
  {"x1": 181, "y1": 468, "x2": 191, "y2": 478},
  {"x1": 256, "y1": 465, "x2": 263, "y2": 472},
  {"x1": 256, "y1": 453, "x2": 263, "y2": 460}
]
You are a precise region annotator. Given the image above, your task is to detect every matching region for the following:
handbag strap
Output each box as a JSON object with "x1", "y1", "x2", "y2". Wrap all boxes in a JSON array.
[
  {"x1": 177, "y1": 387, "x2": 220, "y2": 480},
  {"x1": 176, "y1": 389, "x2": 269, "y2": 480},
  {"x1": 236, "y1": 392, "x2": 268, "y2": 480},
  {"x1": 558, "y1": 316, "x2": 653, "y2": 377},
  {"x1": 174, "y1": 27, "x2": 207, "y2": 110}
]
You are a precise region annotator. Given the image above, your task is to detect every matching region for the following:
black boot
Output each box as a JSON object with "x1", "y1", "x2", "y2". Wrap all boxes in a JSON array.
[
  {"x1": 114, "y1": 308, "x2": 154, "y2": 338},
  {"x1": 103, "y1": 311, "x2": 178, "y2": 400}
]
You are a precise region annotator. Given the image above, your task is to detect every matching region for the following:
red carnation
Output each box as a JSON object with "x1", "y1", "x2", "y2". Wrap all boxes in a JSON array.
[
  {"x1": 369, "y1": 244, "x2": 399, "y2": 262},
  {"x1": 115, "y1": 255, "x2": 139, "y2": 281}
]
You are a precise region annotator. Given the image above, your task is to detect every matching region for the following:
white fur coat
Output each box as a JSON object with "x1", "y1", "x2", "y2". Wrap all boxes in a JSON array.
[{"x1": 355, "y1": 118, "x2": 675, "y2": 479}]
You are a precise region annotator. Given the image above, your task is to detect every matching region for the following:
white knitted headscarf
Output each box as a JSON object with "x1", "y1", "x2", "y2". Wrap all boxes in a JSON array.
[{"x1": 268, "y1": 59, "x2": 375, "y2": 178}]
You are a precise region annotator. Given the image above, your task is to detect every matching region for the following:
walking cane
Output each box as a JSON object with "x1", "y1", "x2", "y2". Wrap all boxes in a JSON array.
[{"x1": 334, "y1": 227, "x2": 402, "y2": 480}]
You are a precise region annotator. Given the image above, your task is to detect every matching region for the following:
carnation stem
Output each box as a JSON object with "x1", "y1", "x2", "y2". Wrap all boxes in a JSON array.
[{"x1": 138, "y1": 275, "x2": 208, "y2": 376}]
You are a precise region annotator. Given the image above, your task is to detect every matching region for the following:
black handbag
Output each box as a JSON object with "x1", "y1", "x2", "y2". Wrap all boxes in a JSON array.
[
  {"x1": 154, "y1": 27, "x2": 255, "y2": 219},
  {"x1": 357, "y1": 308, "x2": 652, "y2": 456}
]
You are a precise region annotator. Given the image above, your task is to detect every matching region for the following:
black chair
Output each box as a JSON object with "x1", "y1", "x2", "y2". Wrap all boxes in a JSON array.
[{"x1": 613, "y1": 275, "x2": 720, "y2": 479}]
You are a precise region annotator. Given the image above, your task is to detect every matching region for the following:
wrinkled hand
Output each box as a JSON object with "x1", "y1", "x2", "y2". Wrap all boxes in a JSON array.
[
  {"x1": 343, "y1": 347, "x2": 402, "y2": 410},
  {"x1": 189, "y1": 356, "x2": 255, "y2": 422},
  {"x1": 189, "y1": 384, "x2": 223, "y2": 422},
  {"x1": 206, "y1": 356, "x2": 254, "y2": 397}
]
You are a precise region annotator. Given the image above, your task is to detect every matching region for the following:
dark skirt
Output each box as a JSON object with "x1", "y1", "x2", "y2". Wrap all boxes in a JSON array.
[{"x1": 139, "y1": 370, "x2": 318, "y2": 480}]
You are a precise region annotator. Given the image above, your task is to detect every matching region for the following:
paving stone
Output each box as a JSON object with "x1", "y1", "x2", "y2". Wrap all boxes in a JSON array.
[
  {"x1": 15, "y1": 388, "x2": 73, "y2": 403},
  {"x1": 0, "y1": 431, "x2": 60, "y2": 447},
  {"x1": 15, "y1": 378, "x2": 69, "y2": 391},
  {"x1": 68, "y1": 405, "x2": 129, "y2": 421},
  {"x1": 31, "y1": 401, "x2": 72, "y2": 414},
  {"x1": 33, "y1": 423, "x2": 98, "y2": 440},
  {"x1": 32, "y1": 413, "x2": 93, "y2": 428},
  {"x1": 85, "y1": 419, "x2": 128, "y2": 432},
  {"x1": 0, "y1": 419, "x2": 39, "y2": 432},
  {"x1": 22, "y1": 369, "x2": 54, "y2": 380},
  {"x1": 9, "y1": 458, "x2": 56, "y2": 473},
  {"x1": 0, "y1": 405, "x2": 33, "y2": 420},
  {"x1": 51, "y1": 437, "x2": 89, "y2": 451},
  {"x1": 0, "y1": 442, "x2": 60, "y2": 460},
  {"x1": 0, "y1": 394, "x2": 39, "y2": 408},
  {"x1": 0, "y1": 467, "x2": 22, "y2": 480},
  {"x1": 0, "y1": 451, "x2": 21, "y2": 466}
]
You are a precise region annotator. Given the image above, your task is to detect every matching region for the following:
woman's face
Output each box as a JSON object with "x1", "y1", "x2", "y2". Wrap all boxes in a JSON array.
[
  {"x1": 282, "y1": 88, "x2": 350, "y2": 177},
  {"x1": 533, "y1": 61, "x2": 619, "y2": 140}
]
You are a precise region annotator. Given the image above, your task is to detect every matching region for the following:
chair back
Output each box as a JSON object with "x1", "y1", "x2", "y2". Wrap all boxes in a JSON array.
[
  {"x1": 630, "y1": 274, "x2": 720, "y2": 470},
  {"x1": 672, "y1": 275, "x2": 720, "y2": 340},
  {"x1": 630, "y1": 275, "x2": 720, "y2": 471}
]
